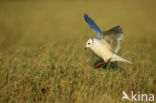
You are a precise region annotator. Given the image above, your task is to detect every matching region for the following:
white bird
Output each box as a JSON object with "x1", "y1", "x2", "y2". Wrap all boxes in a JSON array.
[{"x1": 84, "y1": 14, "x2": 131, "y2": 66}]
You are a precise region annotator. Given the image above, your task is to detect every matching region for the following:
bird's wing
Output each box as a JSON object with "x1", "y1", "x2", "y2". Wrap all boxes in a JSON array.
[
  {"x1": 84, "y1": 14, "x2": 103, "y2": 40},
  {"x1": 102, "y1": 26, "x2": 124, "y2": 53}
]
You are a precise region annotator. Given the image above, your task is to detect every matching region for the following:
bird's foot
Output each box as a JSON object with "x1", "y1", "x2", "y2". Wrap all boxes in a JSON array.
[{"x1": 95, "y1": 61, "x2": 106, "y2": 68}]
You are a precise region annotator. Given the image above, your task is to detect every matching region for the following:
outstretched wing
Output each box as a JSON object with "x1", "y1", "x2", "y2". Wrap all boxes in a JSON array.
[
  {"x1": 84, "y1": 14, "x2": 103, "y2": 40},
  {"x1": 103, "y1": 26, "x2": 124, "y2": 53}
]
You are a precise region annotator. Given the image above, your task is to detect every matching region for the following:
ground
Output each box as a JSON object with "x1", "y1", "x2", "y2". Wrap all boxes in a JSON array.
[{"x1": 0, "y1": 0, "x2": 156, "y2": 103}]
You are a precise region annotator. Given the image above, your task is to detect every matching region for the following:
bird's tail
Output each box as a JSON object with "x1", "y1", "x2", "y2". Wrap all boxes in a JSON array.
[{"x1": 113, "y1": 54, "x2": 132, "y2": 64}]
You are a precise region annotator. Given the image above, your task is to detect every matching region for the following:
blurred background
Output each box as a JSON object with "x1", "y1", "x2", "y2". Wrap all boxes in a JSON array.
[
  {"x1": 0, "y1": 0, "x2": 156, "y2": 52},
  {"x1": 0, "y1": 0, "x2": 156, "y2": 103}
]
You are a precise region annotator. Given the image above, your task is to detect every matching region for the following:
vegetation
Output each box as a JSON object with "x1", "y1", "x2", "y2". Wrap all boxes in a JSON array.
[{"x1": 0, "y1": 0, "x2": 155, "y2": 103}]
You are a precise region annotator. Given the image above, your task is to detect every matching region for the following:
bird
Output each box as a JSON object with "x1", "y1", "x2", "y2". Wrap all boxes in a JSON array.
[{"x1": 84, "y1": 14, "x2": 131, "y2": 68}]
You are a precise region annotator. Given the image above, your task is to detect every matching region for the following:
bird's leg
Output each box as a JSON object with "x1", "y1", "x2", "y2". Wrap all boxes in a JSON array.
[{"x1": 95, "y1": 61, "x2": 106, "y2": 68}]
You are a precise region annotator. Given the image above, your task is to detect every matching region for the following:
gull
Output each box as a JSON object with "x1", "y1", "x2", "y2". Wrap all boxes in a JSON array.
[{"x1": 84, "y1": 14, "x2": 131, "y2": 67}]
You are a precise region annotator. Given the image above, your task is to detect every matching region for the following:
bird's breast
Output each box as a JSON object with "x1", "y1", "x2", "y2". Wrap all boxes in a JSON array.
[{"x1": 91, "y1": 42, "x2": 113, "y2": 61}]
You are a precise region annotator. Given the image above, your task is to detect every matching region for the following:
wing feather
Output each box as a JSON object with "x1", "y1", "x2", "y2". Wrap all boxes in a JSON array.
[
  {"x1": 103, "y1": 26, "x2": 124, "y2": 53},
  {"x1": 84, "y1": 14, "x2": 103, "y2": 40}
]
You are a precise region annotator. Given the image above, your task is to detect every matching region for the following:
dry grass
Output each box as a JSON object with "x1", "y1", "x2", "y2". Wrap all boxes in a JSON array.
[{"x1": 0, "y1": 0, "x2": 156, "y2": 103}]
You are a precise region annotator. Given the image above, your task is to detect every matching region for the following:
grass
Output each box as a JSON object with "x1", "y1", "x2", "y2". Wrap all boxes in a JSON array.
[{"x1": 0, "y1": 0, "x2": 156, "y2": 103}]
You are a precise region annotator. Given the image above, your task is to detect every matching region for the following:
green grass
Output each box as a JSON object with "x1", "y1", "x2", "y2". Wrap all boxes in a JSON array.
[{"x1": 0, "y1": 0, "x2": 156, "y2": 103}]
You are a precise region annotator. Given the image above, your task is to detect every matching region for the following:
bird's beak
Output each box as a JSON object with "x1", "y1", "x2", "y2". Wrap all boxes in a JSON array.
[{"x1": 84, "y1": 47, "x2": 87, "y2": 50}]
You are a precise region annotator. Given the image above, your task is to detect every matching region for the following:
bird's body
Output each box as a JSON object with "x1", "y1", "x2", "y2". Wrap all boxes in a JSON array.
[
  {"x1": 88, "y1": 38, "x2": 131, "y2": 63},
  {"x1": 84, "y1": 14, "x2": 131, "y2": 64},
  {"x1": 89, "y1": 38, "x2": 113, "y2": 61}
]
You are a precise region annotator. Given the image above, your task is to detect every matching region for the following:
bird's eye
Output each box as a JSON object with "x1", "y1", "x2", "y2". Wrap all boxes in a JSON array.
[{"x1": 88, "y1": 43, "x2": 90, "y2": 45}]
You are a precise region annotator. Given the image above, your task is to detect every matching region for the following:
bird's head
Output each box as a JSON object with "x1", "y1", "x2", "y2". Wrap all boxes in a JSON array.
[{"x1": 85, "y1": 38, "x2": 94, "y2": 49}]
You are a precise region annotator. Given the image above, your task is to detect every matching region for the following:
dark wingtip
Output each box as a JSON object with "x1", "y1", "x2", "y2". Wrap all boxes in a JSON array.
[
  {"x1": 84, "y1": 13, "x2": 88, "y2": 17},
  {"x1": 84, "y1": 14, "x2": 89, "y2": 21},
  {"x1": 111, "y1": 25, "x2": 123, "y2": 33}
]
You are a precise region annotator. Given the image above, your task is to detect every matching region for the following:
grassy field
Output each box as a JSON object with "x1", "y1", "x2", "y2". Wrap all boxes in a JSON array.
[{"x1": 0, "y1": 0, "x2": 156, "y2": 103}]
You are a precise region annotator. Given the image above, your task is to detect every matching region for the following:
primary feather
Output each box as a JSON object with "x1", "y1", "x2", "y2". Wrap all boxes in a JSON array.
[
  {"x1": 84, "y1": 14, "x2": 103, "y2": 40},
  {"x1": 103, "y1": 26, "x2": 124, "y2": 53}
]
